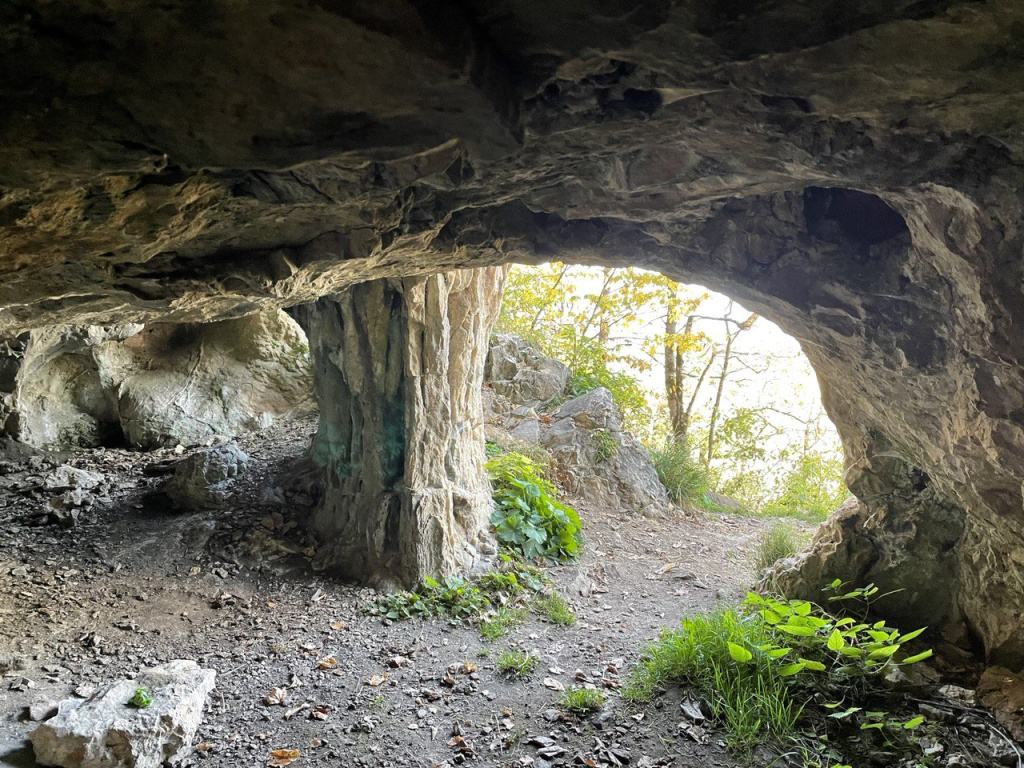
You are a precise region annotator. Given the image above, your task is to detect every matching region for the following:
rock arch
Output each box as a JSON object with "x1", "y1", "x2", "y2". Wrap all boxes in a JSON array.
[{"x1": 1, "y1": 0, "x2": 1023, "y2": 668}]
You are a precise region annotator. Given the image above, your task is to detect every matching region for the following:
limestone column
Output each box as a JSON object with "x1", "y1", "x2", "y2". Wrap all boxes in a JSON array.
[{"x1": 304, "y1": 267, "x2": 504, "y2": 586}]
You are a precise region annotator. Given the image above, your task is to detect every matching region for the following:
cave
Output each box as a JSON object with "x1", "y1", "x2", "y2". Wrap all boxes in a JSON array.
[{"x1": 2, "y1": 1, "x2": 1024, "y2": 763}]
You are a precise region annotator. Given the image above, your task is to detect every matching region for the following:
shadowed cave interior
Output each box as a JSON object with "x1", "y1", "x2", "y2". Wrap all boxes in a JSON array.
[{"x1": 2, "y1": 1, "x2": 1024, "y2": 766}]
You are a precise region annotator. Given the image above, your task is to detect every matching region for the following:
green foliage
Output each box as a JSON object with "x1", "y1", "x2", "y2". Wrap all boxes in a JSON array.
[
  {"x1": 650, "y1": 439, "x2": 712, "y2": 506},
  {"x1": 708, "y1": 407, "x2": 849, "y2": 522},
  {"x1": 480, "y1": 606, "x2": 529, "y2": 641},
  {"x1": 487, "y1": 452, "x2": 582, "y2": 561},
  {"x1": 623, "y1": 590, "x2": 934, "y2": 759},
  {"x1": 558, "y1": 687, "x2": 606, "y2": 713},
  {"x1": 593, "y1": 428, "x2": 617, "y2": 462},
  {"x1": 751, "y1": 522, "x2": 805, "y2": 572},
  {"x1": 128, "y1": 687, "x2": 153, "y2": 708},
  {"x1": 366, "y1": 556, "x2": 547, "y2": 626},
  {"x1": 764, "y1": 451, "x2": 849, "y2": 521},
  {"x1": 496, "y1": 649, "x2": 536, "y2": 678},
  {"x1": 533, "y1": 591, "x2": 576, "y2": 626}
]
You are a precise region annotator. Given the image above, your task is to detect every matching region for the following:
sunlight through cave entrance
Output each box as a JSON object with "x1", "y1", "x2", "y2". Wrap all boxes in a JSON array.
[{"x1": 494, "y1": 262, "x2": 851, "y2": 525}]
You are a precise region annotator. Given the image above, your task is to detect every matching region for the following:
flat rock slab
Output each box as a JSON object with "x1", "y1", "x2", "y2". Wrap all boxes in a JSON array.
[{"x1": 29, "y1": 660, "x2": 215, "y2": 768}]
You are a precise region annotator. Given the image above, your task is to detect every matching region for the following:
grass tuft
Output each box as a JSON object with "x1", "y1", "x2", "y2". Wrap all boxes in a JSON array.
[
  {"x1": 533, "y1": 591, "x2": 576, "y2": 626},
  {"x1": 480, "y1": 606, "x2": 528, "y2": 641},
  {"x1": 650, "y1": 440, "x2": 711, "y2": 507},
  {"x1": 622, "y1": 608, "x2": 798, "y2": 754},
  {"x1": 558, "y1": 687, "x2": 605, "y2": 713},
  {"x1": 750, "y1": 522, "x2": 804, "y2": 572},
  {"x1": 496, "y1": 649, "x2": 536, "y2": 678}
]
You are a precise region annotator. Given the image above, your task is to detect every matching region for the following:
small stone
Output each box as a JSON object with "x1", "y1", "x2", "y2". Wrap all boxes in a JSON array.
[{"x1": 28, "y1": 701, "x2": 59, "y2": 722}]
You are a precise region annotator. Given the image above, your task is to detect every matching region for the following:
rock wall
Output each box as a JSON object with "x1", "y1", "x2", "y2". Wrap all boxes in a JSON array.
[
  {"x1": 302, "y1": 268, "x2": 505, "y2": 587},
  {"x1": 0, "y1": 1, "x2": 1023, "y2": 666},
  {"x1": 0, "y1": 311, "x2": 312, "y2": 450}
]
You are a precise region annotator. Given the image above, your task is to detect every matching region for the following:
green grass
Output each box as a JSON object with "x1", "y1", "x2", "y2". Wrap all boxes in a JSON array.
[
  {"x1": 480, "y1": 606, "x2": 528, "y2": 640},
  {"x1": 533, "y1": 592, "x2": 576, "y2": 626},
  {"x1": 496, "y1": 649, "x2": 536, "y2": 678},
  {"x1": 750, "y1": 522, "x2": 804, "y2": 572},
  {"x1": 622, "y1": 595, "x2": 935, "y2": 761},
  {"x1": 622, "y1": 607, "x2": 800, "y2": 755},
  {"x1": 558, "y1": 687, "x2": 606, "y2": 713},
  {"x1": 650, "y1": 440, "x2": 712, "y2": 507}
]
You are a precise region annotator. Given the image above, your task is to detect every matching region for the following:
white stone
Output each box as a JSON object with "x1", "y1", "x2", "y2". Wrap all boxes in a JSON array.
[{"x1": 30, "y1": 660, "x2": 215, "y2": 768}]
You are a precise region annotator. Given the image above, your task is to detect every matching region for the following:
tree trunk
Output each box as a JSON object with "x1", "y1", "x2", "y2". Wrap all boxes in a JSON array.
[{"x1": 303, "y1": 268, "x2": 505, "y2": 587}]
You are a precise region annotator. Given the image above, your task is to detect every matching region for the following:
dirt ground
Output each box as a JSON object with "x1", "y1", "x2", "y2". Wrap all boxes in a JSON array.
[{"x1": 0, "y1": 416, "x2": 793, "y2": 768}]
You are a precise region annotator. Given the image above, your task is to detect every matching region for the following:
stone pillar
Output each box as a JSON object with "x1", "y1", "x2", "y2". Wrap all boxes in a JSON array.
[{"x1": 304, "y1": 267, "x2": 504, "y2": 587}]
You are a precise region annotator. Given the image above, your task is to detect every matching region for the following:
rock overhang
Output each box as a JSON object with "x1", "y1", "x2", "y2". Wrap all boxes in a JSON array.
[{"x1": 1, "y1": 0, "x2": 1023, "y2": 666}]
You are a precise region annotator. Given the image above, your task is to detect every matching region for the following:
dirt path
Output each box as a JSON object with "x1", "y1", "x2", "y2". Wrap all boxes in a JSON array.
[{"x1": 0, "y1": 420, "x2": 780, "y2": 768}]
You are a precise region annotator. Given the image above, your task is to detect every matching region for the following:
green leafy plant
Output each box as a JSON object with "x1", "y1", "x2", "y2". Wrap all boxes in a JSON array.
[
  {"x1": 487, "y1": 452, "x2": 582, "y2": 561},
  {"x1": 623, "y1": 590, "x2": 934, "y2": 759},
  {"x1": 496, "y1": 649, "x2": 536, "y2": 678},
  {"x1": 128, "y1": 687, "x2": 153, "y2": 709},
  {"x1": 533, "y1": 591, "x2": 576, "y2": 626},
  {"x1": 366, "y1": 556, "x2": 547, "y2": 626},
  {"x1": 650, "y1": 439, "x2": 712, "y2": 507},
  {"x1": 558, "y1": 687, "x2": 605, "y2": 713}
]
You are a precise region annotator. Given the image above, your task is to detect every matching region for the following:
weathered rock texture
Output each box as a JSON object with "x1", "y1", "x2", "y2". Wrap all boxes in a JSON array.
[
  {"x1": 301, "y1": 268, "x2": 504, "y2": 586},
  {"x1": 164, "y1": 443, "x2": 248, "y2": 509},
  {"x1": 2, "y1": 1, "x2": 1024, "y2": 665},
  {"x1": 29, "y1": 659, "x2": 215, "y2": 768},
  {"x1": 486, "y1": 334, "x2": 569, "y2": 409},
  {"x1": 543, "y1": 388, "x2": 671, "y2": 517},
  {"x1": 0, "y1": 310, "x2": 312, "y2": 450}
]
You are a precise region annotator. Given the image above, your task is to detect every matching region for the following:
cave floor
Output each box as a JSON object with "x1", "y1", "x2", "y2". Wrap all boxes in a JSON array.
[{"x1": 0, "y1": 422, "x2": 828, "y2": 767}]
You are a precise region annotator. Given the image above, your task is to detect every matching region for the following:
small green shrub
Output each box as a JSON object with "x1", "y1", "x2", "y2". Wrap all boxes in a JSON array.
[
  {"x1": 651, "y1": 440, "x2": 711, "y2": 506},
  {"x1": 496, "y1": 649, "x2": 536, "y2": 678},
  {"x1": 366, "y1": 557, "x2": 547, "y2": 625},
  {"x1": 558, "y1": 687, "x2": 605, "y2": 713},
  {"x1": 487, "y1": 452, "x2": 582, "y2": 561},
  {"x1": 624, "y1": 588, "x2": 933, "y2": 759},
  {"x1": 751, "y1": 522, "x2": 804, "y2": 572},
  {"x1": 533, "y1": 591, "x2": 576, "y2": 626}
]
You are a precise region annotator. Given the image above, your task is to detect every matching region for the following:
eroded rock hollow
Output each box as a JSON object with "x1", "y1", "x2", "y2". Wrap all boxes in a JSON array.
[
  {"x1": 301, "y1": 268, "x2": 504, "y2": 586},
  {"x1": 1, "y1": 0, "x2": 1024, "y2": 666}
]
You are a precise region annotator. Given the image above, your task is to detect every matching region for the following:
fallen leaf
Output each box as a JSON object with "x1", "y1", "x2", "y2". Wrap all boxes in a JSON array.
[
  {"x1": 460, "y1": 662, "x2": 477, "y2": 674},
  {"x1": 366, "y1": 673, "x2": 387, "y2": 687},
  {"x1": 310, "y1": 706, "x2": 328, "y2": 721},
  {"x1": 264, "y1": 687, "x2": 287, "y2": 706},
  {"x1": 316, "y1": 656, "x2": 337, "y2": 669},
  {"x1": 267, "y1": 748, "x2": 300, "y2": 766},
  {"x1": 543, "y1": 677, "x2": 565, "y2": 691}
]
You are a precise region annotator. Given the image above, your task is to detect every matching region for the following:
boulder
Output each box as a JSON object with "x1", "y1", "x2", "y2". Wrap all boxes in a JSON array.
[
  {"x1": 164, "y1": 443, "x2": 248, "y2": 509},
  {"x1": 485, "y1": 335, "x2": 569, "y2": 408},
  {"x1": 29, "y1": 659, "x2": 215, "y2": 768},
  {"x1": 0, "y1": 310, "x2": 312, "y2": 451},
  {"x1": 541, "y1": 388, "x2": 670, "y2": 517}
]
